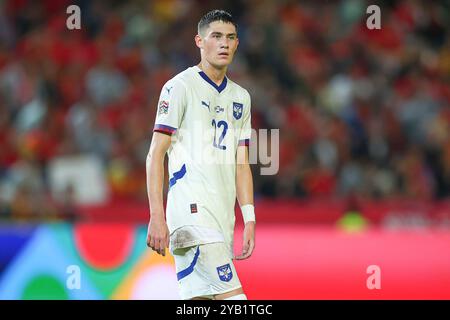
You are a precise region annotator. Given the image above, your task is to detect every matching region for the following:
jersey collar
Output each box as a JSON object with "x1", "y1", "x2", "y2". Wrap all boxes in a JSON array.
[{"x1": 196, "y1": 67, "x2": 228, "y2": 93}]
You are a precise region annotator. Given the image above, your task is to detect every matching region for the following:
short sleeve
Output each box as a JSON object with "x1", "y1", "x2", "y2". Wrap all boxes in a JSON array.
[
  {"x1": 238, "y1": 91, "x2": 252, "y2": 146},
  {"x1": 153, "y1": 79, "x2": 186, "y2": 135}
]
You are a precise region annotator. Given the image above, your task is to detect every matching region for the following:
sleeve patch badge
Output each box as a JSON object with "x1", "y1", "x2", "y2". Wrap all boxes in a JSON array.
[{"x1": 158, "y1": 100, "x2": 169, "y2": 115}]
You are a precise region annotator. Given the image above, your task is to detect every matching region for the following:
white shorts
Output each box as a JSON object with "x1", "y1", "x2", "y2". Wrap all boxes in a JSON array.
[{"x1": 173, "y1": 242, "x2": 242, "y2": 300}]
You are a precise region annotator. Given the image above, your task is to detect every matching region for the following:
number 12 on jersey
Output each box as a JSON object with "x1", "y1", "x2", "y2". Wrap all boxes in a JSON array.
[{"x1": 212, "y1": 119, "x2": 228, "y2": 150}]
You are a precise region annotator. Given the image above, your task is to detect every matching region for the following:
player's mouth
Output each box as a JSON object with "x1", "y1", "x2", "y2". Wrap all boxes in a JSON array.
[{"x1": 218, "y1": 52, "x2": 229, "y2": 58}]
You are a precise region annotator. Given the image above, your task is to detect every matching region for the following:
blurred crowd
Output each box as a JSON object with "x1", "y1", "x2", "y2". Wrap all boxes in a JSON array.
[{"x1": 0, "y1": 0, "x2": 449, "y2": 220}]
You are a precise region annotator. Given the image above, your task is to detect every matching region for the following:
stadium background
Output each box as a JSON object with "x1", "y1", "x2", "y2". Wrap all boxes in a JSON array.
[{"x1": 0, "y1": 0, "x2": 449, "y2": 299}]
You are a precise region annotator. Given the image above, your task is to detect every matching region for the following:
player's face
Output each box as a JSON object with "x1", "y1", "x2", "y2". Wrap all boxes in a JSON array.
[{"x1": 197, "y1": 21, "x2": 239, "y2": 69}]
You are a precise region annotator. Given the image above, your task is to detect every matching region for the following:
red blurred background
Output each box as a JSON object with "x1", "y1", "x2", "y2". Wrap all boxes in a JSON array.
[{"x1": 0, "y1": 0, "x2": 449, "y2": 300}]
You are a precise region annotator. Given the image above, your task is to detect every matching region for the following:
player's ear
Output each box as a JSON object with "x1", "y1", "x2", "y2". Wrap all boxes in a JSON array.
[{"x1": 195, "y1": 34, "x2": 203, "y2": 49}]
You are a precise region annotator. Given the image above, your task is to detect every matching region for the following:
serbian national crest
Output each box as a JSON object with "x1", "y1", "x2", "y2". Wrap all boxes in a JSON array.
[
  {"x1": 216, "y1": 263, "x2": 233, "y2": 282},
  {"x1": 233, "y1": 102, "x2": 243, "y2": 120}
]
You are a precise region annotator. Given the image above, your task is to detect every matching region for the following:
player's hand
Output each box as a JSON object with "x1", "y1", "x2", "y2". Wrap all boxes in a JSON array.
[
  {"x1": 146, "y1": 216, "x2": 170, "y2": 256},
  {"x1": 235, "y1": 221, "x2": 255, "y2": 260}
]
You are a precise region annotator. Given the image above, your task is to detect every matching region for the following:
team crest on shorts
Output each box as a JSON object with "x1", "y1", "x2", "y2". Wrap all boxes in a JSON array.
[
  {"x1": 158, "y1": 100, "x2": 169, "y2": 115},
  {"x1": 233, "y1": 102, "x2": 243, "y2": 120},
  {"x1": 216, "y1": 263, "x2": 233, "y2": 282}
]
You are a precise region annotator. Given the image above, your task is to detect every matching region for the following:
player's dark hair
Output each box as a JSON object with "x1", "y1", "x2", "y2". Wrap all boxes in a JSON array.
[{"x1": 198, "y1": 10, "x2": 237, "y2": 35}]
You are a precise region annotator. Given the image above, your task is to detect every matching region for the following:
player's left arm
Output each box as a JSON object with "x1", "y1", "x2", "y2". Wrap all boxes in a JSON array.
[
  {"x1": 235, "y1": 145, "x2": 255, "y2": 260},
  {"x1": 235, "y1": 91, "x2": 255, "y2": 260}
]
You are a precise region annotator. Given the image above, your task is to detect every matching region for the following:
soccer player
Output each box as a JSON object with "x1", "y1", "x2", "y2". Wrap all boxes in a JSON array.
[{"x1": 146, "y1": 9, "x2": 255, "y2": 300}]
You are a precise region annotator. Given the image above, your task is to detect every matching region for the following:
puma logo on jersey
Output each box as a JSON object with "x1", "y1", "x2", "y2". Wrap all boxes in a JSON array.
[
  {"x1": 201, "y1": 101, "x2": 210, "y2": 111},
  {"x1": 165, "y1": 86, "x2": 173, "y2": 95}
]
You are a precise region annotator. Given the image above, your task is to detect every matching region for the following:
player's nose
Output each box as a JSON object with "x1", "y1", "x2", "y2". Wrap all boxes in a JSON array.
[{"x1": 220, "y1": 39, "x2": 229, "y2": 48}]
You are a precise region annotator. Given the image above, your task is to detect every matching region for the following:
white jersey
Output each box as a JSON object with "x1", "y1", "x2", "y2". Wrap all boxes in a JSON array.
[{"x1": 153, "y1": 66, "x2": 251, "y2": 256}]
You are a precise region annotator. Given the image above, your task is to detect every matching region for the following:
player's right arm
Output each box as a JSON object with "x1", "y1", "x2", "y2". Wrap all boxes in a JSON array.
[{"x1": 146, "y1": 132, "x2": 171, "y2": 256}]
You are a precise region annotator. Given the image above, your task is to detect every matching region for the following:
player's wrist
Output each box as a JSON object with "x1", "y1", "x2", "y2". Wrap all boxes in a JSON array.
[
  {"x1": 150, "y1": 210, "x2": 165, "y2": 221},
  {"x1": 240, "y1": 204, "x2": 255, "y2": 225}
]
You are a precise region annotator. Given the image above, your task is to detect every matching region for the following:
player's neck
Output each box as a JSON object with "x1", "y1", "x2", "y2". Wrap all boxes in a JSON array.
[{"x1": 198, "y1": 61, "x2": 227, "y2": 86}]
